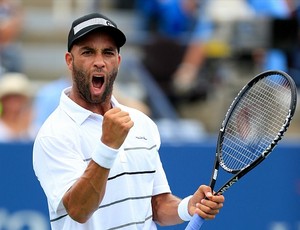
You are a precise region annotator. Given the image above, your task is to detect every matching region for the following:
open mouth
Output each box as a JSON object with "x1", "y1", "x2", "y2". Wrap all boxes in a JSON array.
[{"x1": 92, "y1": 76, "x2": 104, "y2": 89}]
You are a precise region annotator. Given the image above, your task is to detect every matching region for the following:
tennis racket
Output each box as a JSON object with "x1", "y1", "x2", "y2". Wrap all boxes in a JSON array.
[{"x1": 185, "y1": 70, "x2": 297, "y2": 230}]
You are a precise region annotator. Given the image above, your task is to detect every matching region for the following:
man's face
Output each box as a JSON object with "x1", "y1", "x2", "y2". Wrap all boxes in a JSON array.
[{"x1": 67, "y1": 30, "x2": 121, "y2": 105}]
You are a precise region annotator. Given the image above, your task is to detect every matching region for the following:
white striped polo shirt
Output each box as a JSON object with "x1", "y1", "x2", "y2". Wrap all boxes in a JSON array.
[{"x1": 33, "y1": 87, "x2": 171, "y2": 230}]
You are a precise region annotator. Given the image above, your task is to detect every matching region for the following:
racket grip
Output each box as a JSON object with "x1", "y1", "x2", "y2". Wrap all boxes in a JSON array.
[{"x1": 185, "y1": 214, "x2": 205, "y2": 230}]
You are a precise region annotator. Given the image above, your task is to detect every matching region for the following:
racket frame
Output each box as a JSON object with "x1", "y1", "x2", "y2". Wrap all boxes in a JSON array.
[
  {"x1": 185, "y1": 70, "x2": 297, "y2": 230},
  {"x1": 209, "y1": 70, "x2": 297, "y2": 194}
]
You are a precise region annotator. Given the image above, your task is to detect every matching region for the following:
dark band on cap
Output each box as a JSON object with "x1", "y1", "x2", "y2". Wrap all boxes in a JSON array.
[{"x1": 67, "y1": 13, "x2": 126, "y2": 51}]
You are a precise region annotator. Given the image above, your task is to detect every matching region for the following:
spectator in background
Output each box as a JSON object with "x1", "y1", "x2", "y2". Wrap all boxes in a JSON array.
[
  {"x1": 0, "y1": 72, "x2": 37, "y2": 142},
  {"x1": 283, "y1": 0, "x2": 300, "y2": 88},
  {"x1": 136, "y1": 0, "x2": 213, "y2": 106},
  {"x1": 246, "y1": 0, "x2": 293, "y2": 72},
  {"x1": 33, "y1": 75, "x2": 71, "y2": 128},
  {"x1": 0, "y1": 0, "x2": 23, "y2": 73}
]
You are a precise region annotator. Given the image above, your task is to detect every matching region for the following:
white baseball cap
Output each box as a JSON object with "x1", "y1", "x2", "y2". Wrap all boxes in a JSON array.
[{"x1": 0, "y1": 72, "x2": 32, "y2": 99}]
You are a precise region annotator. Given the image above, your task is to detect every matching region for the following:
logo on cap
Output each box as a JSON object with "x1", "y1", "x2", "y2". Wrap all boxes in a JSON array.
[
  {"x1": 106, "y1": 20, "x2": 113, "y2": 26},
  {"x1": 73, "y1": 18, "x2": 116, "y2": 35}
]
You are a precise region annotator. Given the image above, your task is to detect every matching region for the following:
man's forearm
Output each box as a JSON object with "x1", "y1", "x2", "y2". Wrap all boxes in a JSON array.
[
  {"x1": 63, "y1": 160, "x2": 110, "y2": 223},
  {"x1": 152, "y1": 193, "x2": 183, "y2": 226}
]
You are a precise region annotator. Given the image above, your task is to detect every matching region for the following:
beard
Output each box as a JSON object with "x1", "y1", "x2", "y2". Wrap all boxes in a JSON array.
[{"x1": 72, "y1": 63, "x2": 118, "y2": 104}]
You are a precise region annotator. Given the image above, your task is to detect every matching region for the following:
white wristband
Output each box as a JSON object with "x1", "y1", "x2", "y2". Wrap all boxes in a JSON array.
[
  {"x1": 92, "y1": 141, "x2": 119, "y2": 169},
  {"x1": 178, "y1": 195, "x2": 193, "y2": 221}
]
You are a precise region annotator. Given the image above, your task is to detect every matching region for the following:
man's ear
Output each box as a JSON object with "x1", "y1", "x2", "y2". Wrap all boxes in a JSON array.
[
  {"x1": 118, "y1": 53, "x2": 121, "y2": 68},
  {"x1": 65, "y1": 52, "x2": 73, "y2": 71}
]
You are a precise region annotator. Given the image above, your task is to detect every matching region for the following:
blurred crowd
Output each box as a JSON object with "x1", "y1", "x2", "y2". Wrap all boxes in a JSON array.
[{"x1": 1, "y1": 0, "x2": 300, "y2": 142}]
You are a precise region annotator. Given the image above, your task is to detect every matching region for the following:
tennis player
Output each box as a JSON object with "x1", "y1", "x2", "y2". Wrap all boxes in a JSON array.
[{"x1": 32, "y1": 13, "x2": 224, "y2": 230}]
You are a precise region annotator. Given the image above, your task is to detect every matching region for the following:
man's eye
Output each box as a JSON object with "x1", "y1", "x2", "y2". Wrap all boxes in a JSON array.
[
  {"x1": 83, "y1": 50, "x2": 92, "y2": 55},
  {"x1": 104, "y1": 51, "x2": 114, "y2": 55}
]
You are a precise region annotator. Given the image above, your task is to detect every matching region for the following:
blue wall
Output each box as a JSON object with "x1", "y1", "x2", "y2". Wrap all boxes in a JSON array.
[{"x1": 0, "y1": 140, "x2": 299, "y2": 230}]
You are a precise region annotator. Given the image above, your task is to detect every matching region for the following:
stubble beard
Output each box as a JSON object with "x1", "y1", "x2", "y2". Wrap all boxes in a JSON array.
[{"x1": 72, "y1": 63, "x2": 118, "y2": 104}]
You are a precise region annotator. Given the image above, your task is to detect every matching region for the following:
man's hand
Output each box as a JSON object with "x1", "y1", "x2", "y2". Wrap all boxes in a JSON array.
[
  {"x1": 101, "y1": 107, "x2": 134, "y2": 149},
  {"x1": 189, "y1": 185, "x2": 225, "y2": 220}
]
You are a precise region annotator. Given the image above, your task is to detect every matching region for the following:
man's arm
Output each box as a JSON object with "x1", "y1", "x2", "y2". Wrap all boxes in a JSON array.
[
  {"x1": 62, "y1": 161, "x2": 110, "y2": 223},
  {"x1": 152, "y1": 193, "x2": 183, "y2": 226},
  {"x1": 152, "y1": 185, "x2": 225, "y2": 226},
  {"x1": 63, "y1": 108, "x2": 134, "y2": 223}
]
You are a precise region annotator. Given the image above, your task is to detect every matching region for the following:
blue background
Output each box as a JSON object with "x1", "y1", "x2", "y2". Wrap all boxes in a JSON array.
[{"x1": 0, "y1": 140, "x2": 299, "y2": 230}]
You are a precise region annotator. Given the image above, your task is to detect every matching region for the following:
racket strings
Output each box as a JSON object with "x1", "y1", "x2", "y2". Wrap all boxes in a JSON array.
[{"x1": 220, "y1": 74, "x2": 292, "y2": 171}]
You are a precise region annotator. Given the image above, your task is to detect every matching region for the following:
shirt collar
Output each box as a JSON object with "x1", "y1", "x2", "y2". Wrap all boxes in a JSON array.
[{"x1": 60, "y1": 87, "x2": 120, "y2": 125}]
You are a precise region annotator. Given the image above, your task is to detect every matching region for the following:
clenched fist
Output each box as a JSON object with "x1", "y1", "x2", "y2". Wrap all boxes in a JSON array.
[{"x1": 101, "y1": 107, "x2": 134, "y2": 149}]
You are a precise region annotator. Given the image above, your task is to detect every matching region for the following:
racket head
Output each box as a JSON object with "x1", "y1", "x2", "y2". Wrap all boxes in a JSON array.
[{"x1": 216, "y1": 70, "x2": 297, "y2": 174}]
